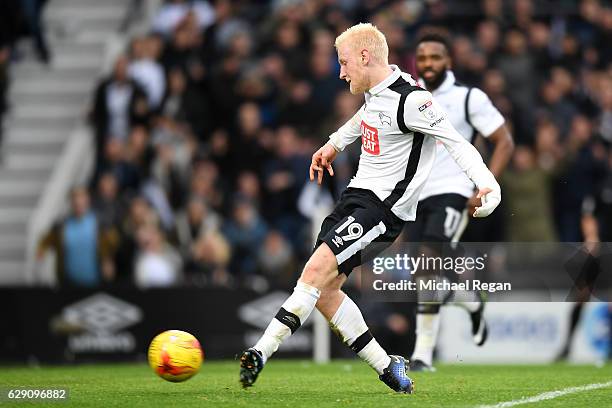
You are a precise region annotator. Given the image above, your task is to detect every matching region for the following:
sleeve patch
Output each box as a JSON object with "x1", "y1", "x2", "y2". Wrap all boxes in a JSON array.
[
  {"x1": 418, "y1": 100, "x2": 432, "y2": 112},
  {"x1": 419, "y1": 100, "x2": 438, "y2": 120}
]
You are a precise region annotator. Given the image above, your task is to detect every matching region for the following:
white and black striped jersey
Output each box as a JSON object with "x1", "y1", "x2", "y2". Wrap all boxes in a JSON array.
[
  {"x1": 418, "y1": 71, "x2": 505, "y2": 200},
  {"x1": 328, "y1": 65, "x2": 499, "y2": 222}
]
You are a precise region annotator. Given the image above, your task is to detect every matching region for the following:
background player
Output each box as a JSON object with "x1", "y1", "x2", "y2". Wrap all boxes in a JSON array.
[
  {"x1": 405, "y1": 33, "x2": 514, "y2": 372},
  {"x1": 239, "y1": 23, "x2": 502, "y2": 393}
]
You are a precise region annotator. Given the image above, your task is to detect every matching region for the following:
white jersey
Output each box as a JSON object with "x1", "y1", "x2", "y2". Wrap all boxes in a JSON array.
[
  {"x1": 328, "y1": 65, "x2": 499, "y2": 221},
  {"x1": 418, "y1": 71, "x2": 505, "y2": 200}
]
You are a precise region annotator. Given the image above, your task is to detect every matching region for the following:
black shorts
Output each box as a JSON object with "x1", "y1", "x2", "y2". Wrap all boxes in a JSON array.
[
  {"x1": 404, "y1": 193, "x2": 468, "y2": 243},
  {"x1": 314, "y1": 188, "x2": 405, "y2": 275}
]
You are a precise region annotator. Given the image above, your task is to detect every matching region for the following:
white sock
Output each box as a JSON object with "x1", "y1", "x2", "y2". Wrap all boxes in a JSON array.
[
  {"x1": 451, "y1": 290, "x2": 480, "y2": 312},
  {"x1": 330, "y1": 295, "x2": 391, "y2": 375},
  {"x1": 254, "y1": 281, "x2": 320, "y2": 362},
  {"x1": 411, "y1": 311, "x2": 440, "y2": 367}
]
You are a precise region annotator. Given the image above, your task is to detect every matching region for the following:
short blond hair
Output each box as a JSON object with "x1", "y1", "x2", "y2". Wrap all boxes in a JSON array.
[{"x1": 335, "y1": 23, "x2": 389, "y2": 64}]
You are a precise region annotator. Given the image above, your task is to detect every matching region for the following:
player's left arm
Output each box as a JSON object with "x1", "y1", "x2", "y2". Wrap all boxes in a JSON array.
[
  {"x1": 466, "y1": 88, "x2": 515, "y2": 213},
  {"x1": 403, "y1": 91, "x2": 501, "y2": 217},
  {"x1": 468, "y1": 88, "x2": 515, "y2": 178}
]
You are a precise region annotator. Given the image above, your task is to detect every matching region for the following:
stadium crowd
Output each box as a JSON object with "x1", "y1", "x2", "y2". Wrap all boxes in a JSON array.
[{"x1": 37, "y1": 0, "x2": 612, "y2": 289}]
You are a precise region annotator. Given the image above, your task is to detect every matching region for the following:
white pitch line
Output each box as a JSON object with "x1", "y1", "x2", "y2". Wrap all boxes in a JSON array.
[{"x1": 476, "y1": 380, "x2": 612, "y2": 408}]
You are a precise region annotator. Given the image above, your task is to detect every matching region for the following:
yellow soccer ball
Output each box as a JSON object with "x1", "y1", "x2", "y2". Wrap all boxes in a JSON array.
[{"x1": 148, "y1": 330, "x2": 203, "y2": 382}]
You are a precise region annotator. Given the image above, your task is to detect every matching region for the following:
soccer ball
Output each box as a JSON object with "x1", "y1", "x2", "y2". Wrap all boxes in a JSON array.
[{"x1": 148, "y1": 330, "x2": 203, "y2": 382}]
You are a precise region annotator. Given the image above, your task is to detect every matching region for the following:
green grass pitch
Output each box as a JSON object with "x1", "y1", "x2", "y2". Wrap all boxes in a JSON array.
[{"x1": 0, "y1": 361, "x2": 611, "y2": 407}]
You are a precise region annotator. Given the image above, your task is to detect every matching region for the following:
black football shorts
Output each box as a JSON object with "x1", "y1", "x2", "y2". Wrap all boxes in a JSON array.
[{"x1": 314, "y1": 188, "x2": 405, "y2": 275}]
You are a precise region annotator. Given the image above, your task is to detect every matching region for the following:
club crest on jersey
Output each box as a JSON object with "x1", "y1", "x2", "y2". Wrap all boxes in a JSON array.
[
  {"x1": 418, "y1": 100, "x2": 437, "y2": 120},
  {"x1": 360, "y1": 121, "x2": 380, "y2": 155},
  {"x1": 378, "y1": 112, "x2": 391, "y2": 127}
]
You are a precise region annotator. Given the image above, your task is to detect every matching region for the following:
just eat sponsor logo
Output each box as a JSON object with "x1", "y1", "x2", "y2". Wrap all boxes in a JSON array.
[{"x1": 361, "y1": 121, "x2": 380, "y2": 155}]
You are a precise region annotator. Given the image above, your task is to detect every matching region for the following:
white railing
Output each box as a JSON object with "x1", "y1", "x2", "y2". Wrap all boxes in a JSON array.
[{"x1": 24, "y1": 125, "x2": 95, "y2": 284}]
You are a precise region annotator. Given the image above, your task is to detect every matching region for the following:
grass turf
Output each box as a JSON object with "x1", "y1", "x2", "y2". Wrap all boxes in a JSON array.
[{"x1": 0, "y1": 361, "x2": 611, "y2": 407}]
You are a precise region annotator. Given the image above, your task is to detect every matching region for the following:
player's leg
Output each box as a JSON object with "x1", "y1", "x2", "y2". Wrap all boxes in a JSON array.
[
  {"x1": 320, "y1": 285, "x2": 414, "y2": 394},
  {"x1": 240, "y1": 243, "x2": 338, "y2": 387},
  {"x1": 407, "y1": 194, "x2": 481, "y2": 371},
  {"x1": 317, "y1": 274, "x2": 392, "y2": 376},
  {"x1": 313, "y1": 196, "x2": 413, "y2": 393}
]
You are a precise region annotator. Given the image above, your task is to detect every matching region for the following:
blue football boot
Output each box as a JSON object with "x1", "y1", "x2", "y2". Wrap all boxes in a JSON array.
[{"x1": 379, "y1": 355, "x2": 414, "y2": 394}]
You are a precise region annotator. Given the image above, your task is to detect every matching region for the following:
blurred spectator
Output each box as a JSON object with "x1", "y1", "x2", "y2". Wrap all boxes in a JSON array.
[
  {"x1": 189, "y1": 158, "x2": 225, "y2": 210},
  {"x1": 190, "y1": 229, "x2": 232, "y2": 286},
  {"x1": 93, "y1": 172, "x2": 123, "y2": 229},
  {"x1": 261, "y1": 126, "x2": 309, "y2": 248},
  {"x1": 115, "y1": 195, "x2": 159, "y2": 280},
  {"x1": 528, "y1": 22, "x2": 553, "y2": 84},
  {"x1": 496, "y1": 29, "x2": 536, "y2": 139},
  {"x1": 37, "y1": 188, "x2": 117, "y2": 287},
  {"x1": 257, "y1": 230, "x2": 296, "y2": 286},
  {"x1": 582, "y1": 146, "x2": 612, "y2": 243},
  {"x1": 208, "y1": 54, "x2": 242, "y2": 126},
  {"x1": 152, "y1": 0, "x2": 215, "y2": 38},
  {"x1": 98, "y1": 126, "x2": 152, "y2": 193},
  {"x1": 129, "y1": 36, "x2": 166, "y2": 110},
  {"x1": 598, "y1": 76, "x2": 612, "y2": 144},
  {"x1": 161, "y1": 12, "x2": 208, "y2": 85},
  {"x1": 553, "y1": 115, "x2": 608, "y2": 241},
  {"x1": 502, "y1": 144, "x2": 558, "y2": 242},
  {"x1": 234, "y1": 171, "x2": 261, "y2": 206},
  {"x1": 308, "y1": 47, "x2": 343, "y2": 121},
  {"x1": 539, "y1": 77, "x2": 577, "y2": 137},
  {"x1": 176, "y1": 197, "x2": 221, "y2": 249},
  {"x1": 232, "y1": 102, "x2": 269, "y2": 175},
  {"x1": 134, "y1": 224, "x2": 182, "y2": 288},
  {"x1": 223, "y1": 199, "x2": 268, "y2": 278},
  {"x1": 157, "y1": 67, "x2": 211, "y2": 140},
  {"x1": 91, "y1": 55, "x2": 149, "y2": 174},
  {"x1": 21, "y1": 0, "x2": 50, "y2": 63},
  {"x1": 476, "y1": 20, "x2": 502, "y2": 64}
]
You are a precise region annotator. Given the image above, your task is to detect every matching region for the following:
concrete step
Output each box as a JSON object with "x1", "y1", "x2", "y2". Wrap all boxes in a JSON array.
[
  {"x1": 51, "y1": 51, "x2": 104, "y2": 69},
  {"x1": 4, "y1": 141, "x2": 65, "y2": 155},
  {"x1": 0, "y1": 208, "x2": 34, "y2": 223},
  {"x1": 5, "y1": 116, "x2": 78, "y2": 131},
  {"x1": 51, "y1": 41, "x2": 106, "y2": 57},
  {"x1": 10, "y1": 105, "x2": 83, "y2": 121},
  {"x1": 3, "y1": 153, "x2": 58, "y2": 170},
  {"x1": 0, "y1": 262, "x2": 26, "y2": 285},
  {"x1": 10, "y1": 79, "x2": 92, "y2": 96},
  {"x1": 0, "y1": 235, "x2": 27, "y2": 260},
  {"x1": 11, "y1": 92, "x2": 88, "y2": 107},
  {"x1": 0, "y1": 181, "x2": 48, "y2": 195},
  {"x1": 11, "y1": 65, "x2": 100, "y2": 83},
  {"x1": 0, "y1": 193, "x2": 39, "y2": 207},
  {"x1": 55, "y1": 19, "x2": 124, "y2": 37},
  {"x1": 45, "y1": 14, "x2": 125, "y2": 36},
  {"x1": 4, "y1": 128, "x2": 72, "y2": 145},
  {"x1": 49, "y1": 0, "x2": 127, "y2": 7},
  {"x1": 45, "y1": 3, "x2": 128, "y2": 20},
  {"x1": 0, "y1": 221, "x2": 28, "y2": 235},
  {"x1": 0, "y1": 173, "x2": 47, "y2": 189},
  {"x1": 0, "y1": 235, "x2": 27, "y2": 249}
]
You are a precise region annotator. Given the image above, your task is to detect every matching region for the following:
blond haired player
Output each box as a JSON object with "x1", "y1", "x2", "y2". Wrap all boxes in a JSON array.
[{"x1": 239, "y1": 23, "x2": 501, "y2": 394}]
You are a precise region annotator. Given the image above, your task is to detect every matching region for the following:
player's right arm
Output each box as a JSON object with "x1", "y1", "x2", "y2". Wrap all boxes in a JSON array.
[
  {"x1": 310, "y1": 108, "x2": 363, "y2": 184},
  {"x1": 328, "y1": 108, "x2": 363, "y2": 152}
]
